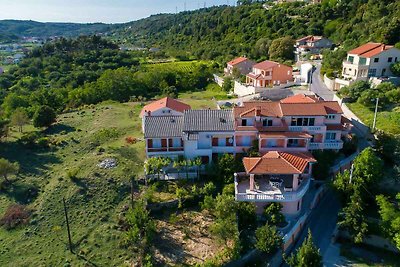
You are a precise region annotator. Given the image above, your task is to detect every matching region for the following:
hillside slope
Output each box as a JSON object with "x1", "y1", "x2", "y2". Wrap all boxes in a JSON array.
[
  {"x1": 0, "y1": 20, "x2": 112, "y2": 42},
  {"x1": 112, "y1": 1, "x2": 400, "y2": 60}
]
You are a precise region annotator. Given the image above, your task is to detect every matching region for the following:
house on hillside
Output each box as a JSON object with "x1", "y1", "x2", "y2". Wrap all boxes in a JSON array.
[
  {"x1": 141, "y1": 94, "x2": 352, "y2": 214},
  {"x1": 295, "y1": 35, "x2": 333, "y2": 61},
  {"x1": 140, "y1": 97, "x2": 191, "y2": 131},
  {"x1": 234, "y1": 151, "x2": 316, "y2": 215},
  {"x1": 334, "y1": 42, "x2": 400, "y2": 90},
  {"x1": 245, "y1": 60, "x2": 293, "y2": 88},
  {"x1": 142, "y1": 94, "x2": 351, "y2": 162},
  {"x1": 225, "y1": 57, "x2": 256, "y2": 76}
]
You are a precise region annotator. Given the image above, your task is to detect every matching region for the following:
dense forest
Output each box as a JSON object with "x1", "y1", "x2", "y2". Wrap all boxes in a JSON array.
[
  {"x1": 0, "y1": 20, "x2": 112, "y2": 43},
  {"x1": 112, "y1": 0, "x2": 400, "y2": 61}
]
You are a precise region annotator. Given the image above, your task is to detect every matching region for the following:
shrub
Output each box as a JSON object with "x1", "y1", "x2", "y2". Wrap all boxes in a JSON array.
[
  {"x1": 125, "y1": 136, "x2": 137, "y2": 145},
  {"x1": 33, "y1": 105, "x2": 56, "y2": 128},
  {"x1": 264, "y1": 203, "x2": 286, "y2": 226},
  {"x1": 0, "y1": 204, "x2": 31, "y2": 230},
  {"x1": 66, "y1": 168, "x2": 79, "y2": 181},
  {"x1": 255, "y1": 223, "x2": 282, "y2": 254}
]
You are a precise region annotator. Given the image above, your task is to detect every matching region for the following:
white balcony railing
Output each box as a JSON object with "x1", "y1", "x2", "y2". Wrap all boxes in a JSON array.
[
  {"x1": 235, "y1": 177, "x2": 311, "y2": 203},
  {"x1": 288, "y1": 126, "x2": 323, "y2": 132},
  {"x1": 324, "y1": 141, "x2": 343, "y2": 149}
]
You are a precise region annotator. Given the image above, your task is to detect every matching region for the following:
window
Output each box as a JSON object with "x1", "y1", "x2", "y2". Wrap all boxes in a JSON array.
[
  {"x1": 348, "y1": 56, "x2": 354, "y2": 63},
  {"x1": 288, "y1": 139, "x2": 299, "y2": 147},
  {"x1": 388, "y1": 57, "x2": 393, "y2": 63},
  {"x1": 374, "y1": 58, "x2": 379, "y2": 63},
  {"x1": 291, "y1": 117, "x2": 315, "y2": 126},
  {"x1": 359, "y1": 57, "x2": 367, "y2": 65},
  {"x1": 263, "y1": 119, "x2": 273, "y2": 127},
  {"x1": 172, "y1": 138, "x2": 181, "y2": 147},
  {"x1": 153, "y1": 139, "x2": 161, "y2": 148},
  {"x1": 326, "y1": 132, "x2": 336, "y2": 140},
  {"x1": 368, "y1": 68, "x2": 377, "y2": 77},
  {"x1": 326, "y1": 114, "x2": 335, "y2": 120},
  {"x1": 395, "y1": 57, "x2": 398, "y2": 62},
  {"x1": 241, "y1": 119, "x2": 247, "y2": 126}
]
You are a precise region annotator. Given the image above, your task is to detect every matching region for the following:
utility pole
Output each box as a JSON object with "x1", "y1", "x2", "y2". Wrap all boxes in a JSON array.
[
  {"x1": 62, "y1": 197, "x2": 73, "y2": 253},
  {"x1": 130, "y1": 176, "x2": 135, "y2": 209},
  {"x1": 184, "y1": 1, "x2": 187, "y2": 11},
  {"x1": 372, "y1": 97, "x2": 379, "y2": 131},
  {"x1": 349, "y1": 163, "x2": 354, "y2": 184}
]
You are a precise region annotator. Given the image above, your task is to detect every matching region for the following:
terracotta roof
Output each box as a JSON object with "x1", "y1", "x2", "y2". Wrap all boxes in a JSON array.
[
  {"x1": 246, "y1": 73, "x2": 263, "y2": 80},
  {"x1": 296, "y1": 35, "x2": 323, "y2": 42},
  {"x1": 348, "y1": 42, "x2": 394, "y2": 58},
  {"x1": 280, "y1": 94, "x2": 321, "y2": 104},
  {"x1": 253, "y1": 60, "x2": 279, "y2": 70},
  {"x1": 227, "y1": 57, "x2": 249, "y2": 66},
  {"x1": 243, "y1": 151, "x2": 316, "y2": 174},
  {"x1": 140, "y1": 97, "x2": 191, "y2": 117},
  {"x1": 234, "y1": 102, "x2": 283, "y2": 118},
  {"x1": 259, "y1": 132, "x2": 312, "y2": 139},
  {"x1": 279, "y1": 102, "x2": 343, "y2": 116},
  {"x1": 233, "y1": 96, "x2": 343, "y2": 118}
]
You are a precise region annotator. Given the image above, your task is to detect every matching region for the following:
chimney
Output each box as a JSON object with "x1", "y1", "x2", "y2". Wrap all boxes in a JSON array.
[
  {"x1": 382, "y1": 44, "x2": 385, "y2": 51},
  {"x1": 256, "y1": 106, "x2": 261, "y2": 116},
  {"x1": 147, "y1": 110, "x2": 151, "y2": 117}
]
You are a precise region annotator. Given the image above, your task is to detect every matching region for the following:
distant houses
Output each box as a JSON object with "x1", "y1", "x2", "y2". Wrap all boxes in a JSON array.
[
  {"x1": 334, "y1": 42, "x2": 400, "y2": 90},
  {"x1": 224, "y1": 57, "x2": 255, "y2": 76},
  {"x1": 294, "y1": 35, "x2": 333, "y2": 61},
  {"x1": 245, "y1": 60, "x2": 293, "y2": 88}
]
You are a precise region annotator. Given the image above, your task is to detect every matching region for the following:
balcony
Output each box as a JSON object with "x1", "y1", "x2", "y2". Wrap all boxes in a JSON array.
[
  {"x1": 308, "y1": 141, "x2": 343, "y2": 150},
  {"x1": 235, "y1": 175, "x2": 311, "y2": 203},
  {"x1": 324, "y1": 141, "x2": 343, "y2": 149},
  {"x1": 147, "y1": 147, "x2": 184, "y2": 153},
  {"x1": 288, "y1": 126, "x2": 324, "y2": 132}
]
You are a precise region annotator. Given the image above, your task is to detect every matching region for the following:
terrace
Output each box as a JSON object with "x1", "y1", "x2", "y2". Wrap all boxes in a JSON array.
[{"x1": 234, "y1": 173, "x2": 311, "y2": 202}]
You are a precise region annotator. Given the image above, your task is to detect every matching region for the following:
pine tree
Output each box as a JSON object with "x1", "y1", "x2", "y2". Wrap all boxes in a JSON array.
[{"x1": 286, "y1": 230, "x2": 322, "y2": 267}]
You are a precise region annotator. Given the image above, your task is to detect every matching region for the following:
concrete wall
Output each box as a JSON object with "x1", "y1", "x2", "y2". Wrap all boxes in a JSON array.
[
  {"x1": 214, "y1": 74, "x2": 224, "y2": 87},
  {"x1": 323, "y1": 74, "x2": 335, "y2": 90}
]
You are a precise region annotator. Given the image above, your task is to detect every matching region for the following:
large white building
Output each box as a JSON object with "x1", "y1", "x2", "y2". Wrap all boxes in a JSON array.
[
  {"x1": 142, "y1": 95, "x2": 353, "y2": 215},
  {"x1": 335, "y1": 42, "x2": 400, "y2": 90}
]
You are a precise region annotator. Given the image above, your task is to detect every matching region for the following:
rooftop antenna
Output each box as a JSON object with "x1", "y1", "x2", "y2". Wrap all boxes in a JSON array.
[
  {"x1": 184, "y1": 1, "x2": 187, "y2": 11},
  {"x1": 176, "y1": 6, "x2": 178, "y2": 13}
]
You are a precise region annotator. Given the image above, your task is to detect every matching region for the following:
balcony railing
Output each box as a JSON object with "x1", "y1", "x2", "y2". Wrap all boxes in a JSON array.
[
  {"x1": 288, "y1": 126, "x2": 323, "y2": 132},
  {"x1": 235, "y1": 177, "x2": 311, "y2": 203},
  {"x1": 309, "y1": 141, "x2": 343, "y2": 150},
  {"x1": 148, "y1": 147, "x2": 184, "y2": 153}
]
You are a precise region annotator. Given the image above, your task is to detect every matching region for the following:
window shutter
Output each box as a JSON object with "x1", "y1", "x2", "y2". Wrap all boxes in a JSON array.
[
  {"x1": 161, "y1": 139, "x2": 167, "y2": 147},
  {"x1": 147, "y1": 139, "x2": 153, "y2": 148},
  {"x1": 212, "y1": 138, "x2": 218, "y2": 146}
]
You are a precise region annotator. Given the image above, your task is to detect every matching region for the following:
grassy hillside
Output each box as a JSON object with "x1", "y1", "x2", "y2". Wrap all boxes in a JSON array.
[{"x1": 0, "y1": 89, "x2": 225, "y2": 266}]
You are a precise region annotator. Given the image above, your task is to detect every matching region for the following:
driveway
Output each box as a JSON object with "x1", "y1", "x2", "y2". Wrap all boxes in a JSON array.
[
  {"x1": 310, "y1": 64, "x2": 335, "y2": 101},
  {"x1": 284, "y1": 189, "x2": 343, "y2": 266}
]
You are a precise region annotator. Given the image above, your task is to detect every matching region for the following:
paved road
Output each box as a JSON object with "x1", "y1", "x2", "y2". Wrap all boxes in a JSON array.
[
  {"x1": 310, "y1": 64, "x2": 335, "y2": 101},
  {"x1": 284, "y1": 189, "x2": 341, "y2": 266}
]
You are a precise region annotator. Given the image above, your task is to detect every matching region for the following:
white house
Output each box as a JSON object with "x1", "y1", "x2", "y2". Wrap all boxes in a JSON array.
[{"x1": 335, "y1": 42, "x2": 400, "y2": 90}]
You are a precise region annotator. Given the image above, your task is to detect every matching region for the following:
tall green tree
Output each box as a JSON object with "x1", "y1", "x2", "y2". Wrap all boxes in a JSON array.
[
  {"x1": 376, "y1": 193, "x2": 400, "y2": 250},
  {"x1": 32, "y1": 105, "x2": 56, "y2": 128},
  {"x1": 255, "y1": 223, "x2": 283, "y2": 255},
  {"x1": 10, "y1": 109, "x2": 29, "y2": 133},
  {"x1": 268, "y1": 36, "x2": 295, "y2": 62},
  {"x1": 0, "y1": 158, "x2": 19, "y2": 183},
  {"x1": 286, "y1": 230, "x2": 322, "y2": 267}
]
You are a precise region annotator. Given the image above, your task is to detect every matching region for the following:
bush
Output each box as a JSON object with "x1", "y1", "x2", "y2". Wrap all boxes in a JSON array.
[
  {"x1": 255, "y1": 223, "x2": 282, "y2": 254},
  {"x1": 18, "y1": 132, "x2": 41, "y2": 148},
  {"x1": 312, "y1": 150, "x2": 339, "y2": 180},
  {"x1": 66, "y1": 168, "x2": 79, "y2": 181},
  {"x1": 264, "y1": 203, "x2": 286, "y2": 226},
  {"x1": 0, "y1": 204, "x2": 31, "y2": 230},
  {"x1": 33, "y1": 105, "x2": 56, "y2": 128},
  {"x1": 125, "y1": 136, "x2": 137, "y2": 145}
]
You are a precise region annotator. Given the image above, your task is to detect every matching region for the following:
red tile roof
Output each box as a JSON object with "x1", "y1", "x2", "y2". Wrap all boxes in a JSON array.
[
  {"x1": 280, "y1": 94, "x2": 321, "y2": 104},
  {"x1": 296, "y1": 35, "x2": 323, "y2": 42},
  {"x1": 233, "y1": 96, "x2": 343, "y2": 118},
  {"x1": 243, "y1": 151, "x2": 316, "y2": 174},
  {"x1": 227, "y1": 57, "x2": 249, "y2": 66},
  {"x1": 253, "y1": 60, "x2": 279, "y2": 70},
  {"x1": 348, "y1": 42, "x2": 394, "y2": 58},
  {"x1": 140, "y1": 97, "x2": 191, "y2": 117}
]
